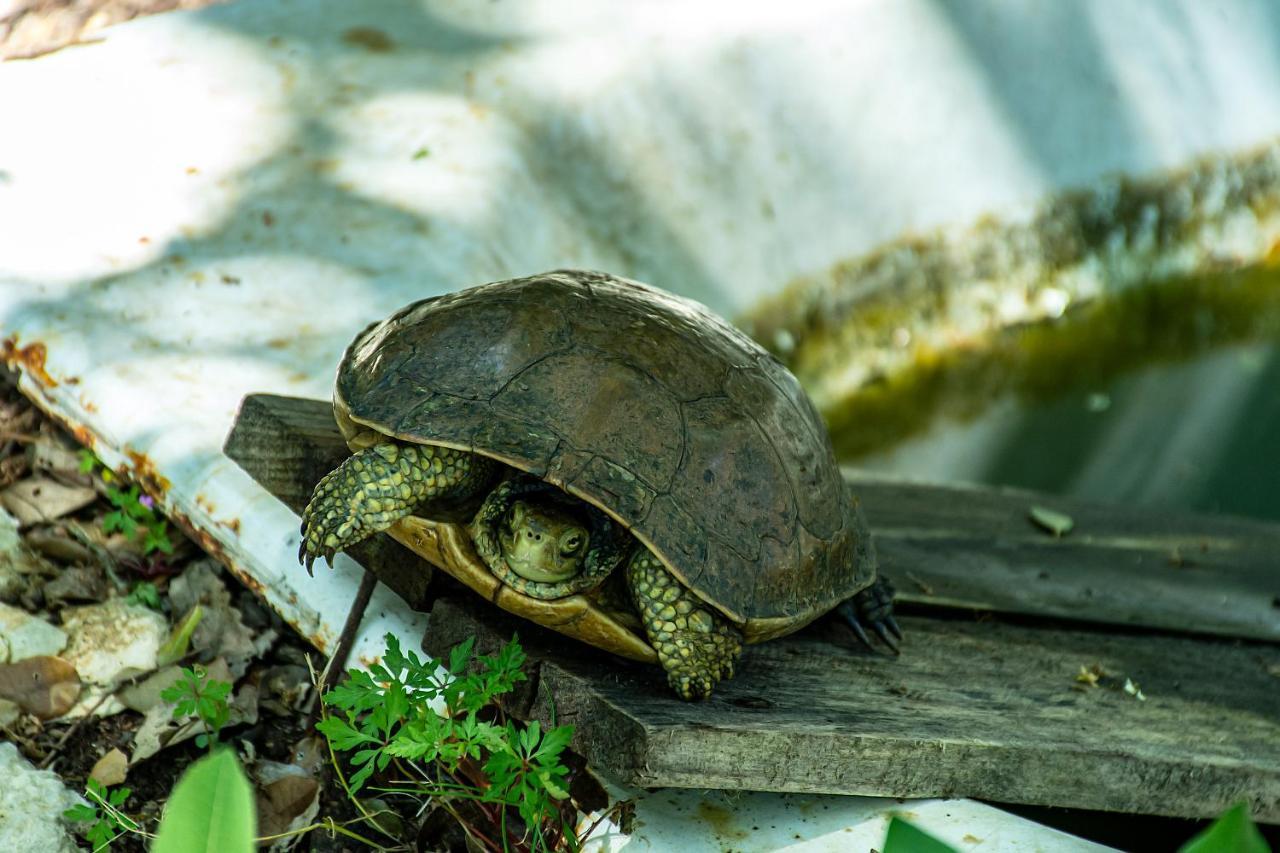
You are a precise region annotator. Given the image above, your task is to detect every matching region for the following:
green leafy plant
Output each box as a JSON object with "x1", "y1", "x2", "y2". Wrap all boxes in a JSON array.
[
  {"x1": 63, "y1": 779, "x2": 140, "y2": 852},
  {"x1": 318, "y1": 633, "x2": 582, "y2": 852},
  {"x1": 160, "y1": 665, "x2": 232, "y2": 749},
  {"x1": 126, "y1": 580, "x2": 163, "y2": 610},
  {"x1": 78, "y1": 450, "x2": 174, "y2": 554},
  {"x1": 103, "y1": 485, "x2": 174, "y2": 554}
]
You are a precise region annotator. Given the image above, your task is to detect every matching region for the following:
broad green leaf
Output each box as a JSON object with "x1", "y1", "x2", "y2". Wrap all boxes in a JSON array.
[
  {"x1": 152, "y1": 748, "x2": 255, "y2": 853},
  {"x1": 883, "y1": 817, "x2": 957, "y2": 853},
  {"x1": 1179, "y1": 802, "x2": 1269, "y2": 853}
]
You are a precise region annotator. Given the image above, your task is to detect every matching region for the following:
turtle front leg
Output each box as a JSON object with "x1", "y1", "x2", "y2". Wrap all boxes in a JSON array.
[
  {"x1": 626, "y1": 550, "x2": 743, "y2": 700},
  {"x1": 300, "y1": 441, "x2": 496, "y2": 573}
]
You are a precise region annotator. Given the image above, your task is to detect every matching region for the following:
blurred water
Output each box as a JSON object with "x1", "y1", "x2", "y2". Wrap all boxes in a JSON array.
[
  {"x1": 980, "y1": 341, "x2": 1280, "y2": 521},
  {"x1": 849, "y1": 277, "x2": 1280, "y2": 522}
]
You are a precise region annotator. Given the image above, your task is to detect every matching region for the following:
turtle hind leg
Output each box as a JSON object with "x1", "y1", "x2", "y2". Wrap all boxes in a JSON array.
[
  {"x1": 300, "y1": 441, "x2": 495, "y2": 573},
  {"x1": 836, "y1": 577, "x2": 902, "y2": 654},
  {"x1": 626, "y1": 550, "x2": 742, "y2": 700}
]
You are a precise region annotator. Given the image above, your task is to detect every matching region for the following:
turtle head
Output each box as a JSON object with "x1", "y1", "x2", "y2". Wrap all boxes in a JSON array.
[{"x1": 499, "y1": 499, "x2": 591, "y2": 583}]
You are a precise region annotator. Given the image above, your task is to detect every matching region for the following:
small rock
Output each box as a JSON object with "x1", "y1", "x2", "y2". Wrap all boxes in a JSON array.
[
  {"x1": 42, "y1": 565, "x2": 109, "y2": 607},
  {"x1": 0, "y1": 742, "x2": 84, "y2": 853},
  {"x1": 0, "y1": 697, "x2": 19, "y2": 727},
  {"x1": 61, "y1": 599, "x2": 167, "y2": 716},
  {"x1": 0, "y1": 601, "x2": 68, "y2": 663},
  {"x1": 89, "y1": 748, "x2": 129, "y2": 787}
]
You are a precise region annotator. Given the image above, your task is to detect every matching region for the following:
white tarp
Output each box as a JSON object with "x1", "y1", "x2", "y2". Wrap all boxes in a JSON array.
[{"x1": 6, "y1": 0, "x2": 1274, "y2": 846}]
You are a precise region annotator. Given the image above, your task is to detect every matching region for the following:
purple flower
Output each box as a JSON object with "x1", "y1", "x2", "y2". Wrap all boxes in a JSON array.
[{"x1": 139, "y1": 494, "x2": 155, "y2": 510}]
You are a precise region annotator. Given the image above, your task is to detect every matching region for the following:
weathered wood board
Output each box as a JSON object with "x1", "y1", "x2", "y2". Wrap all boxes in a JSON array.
[
  {"x1": 859, "y1": 474, "x2": 1280, "y2": 643},
  {"x1": 224, "y1": 393, "x2": 1280, "y2": 820},
  {"x1": 226, "y1": 394, "x2": 1280, "y2": 641},
  {"x1": 426, "y1": 593, "x2": 1280, "y2": 823}
]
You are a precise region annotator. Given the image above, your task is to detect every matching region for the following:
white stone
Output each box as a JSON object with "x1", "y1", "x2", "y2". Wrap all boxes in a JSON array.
[
  {"x1": 60, "y1": 600, "x2": 167, "y2": 715},
  {"x1": 0, "y1": 602, "x2": 68, "y2": 664},
  {"x1": 0, "y1": 742, "x2": 85, "y2": 853}
]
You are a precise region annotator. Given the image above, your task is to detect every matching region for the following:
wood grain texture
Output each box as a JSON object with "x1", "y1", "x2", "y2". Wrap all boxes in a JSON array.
[
  {"x1": 851, "y1": 473, "x2": 1280, "y2": 642},
  {"x1": 426, "y1": 594, "x2": 1280, "y2": 822}
]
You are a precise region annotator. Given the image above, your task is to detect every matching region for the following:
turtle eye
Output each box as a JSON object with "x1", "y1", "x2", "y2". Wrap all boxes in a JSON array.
[{"x1": 560, "y1": 533, "x2": 584, "y2": 555}]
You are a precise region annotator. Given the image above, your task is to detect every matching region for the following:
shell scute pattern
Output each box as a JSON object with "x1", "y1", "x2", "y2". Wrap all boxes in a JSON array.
[{"x1": 490, "y1": 353, "x2": 683, "y2": 492}]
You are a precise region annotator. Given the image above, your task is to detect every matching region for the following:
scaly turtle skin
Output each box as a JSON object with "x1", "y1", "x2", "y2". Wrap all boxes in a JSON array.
[{"x1": 299, "y1": 270, "x2": 899, "y2": 700}]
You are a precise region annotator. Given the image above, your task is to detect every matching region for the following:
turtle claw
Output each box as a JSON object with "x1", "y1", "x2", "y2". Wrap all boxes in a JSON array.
[
  {"x1": 836, "y1": 583, "x2": 901, "y2": 656},
  {"x1": 872, "y1": 619, "x2": 901, "y2": 655},
  {"x1": 839, "y1": 607, "x2": 874, "y2": 650}
]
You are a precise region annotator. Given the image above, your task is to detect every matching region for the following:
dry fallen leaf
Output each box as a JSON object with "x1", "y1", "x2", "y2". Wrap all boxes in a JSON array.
[
  {"x1": 89, "y1": 747, "x2": 129, "y2": 786},
  {"x1": 0, "y1": 476, "x2": 97, "y2": 526},
  {"x1": 28, "y1": 436, "x2": 90, "y2": 480},
  {"x1": 255, "y1": 763, "x2": 321, "y2": 841},
  {"x1": 0, "y1": 655, "x2": 81, "y2": 718},
  {"x1": 1075, "y1": 663, "x2": 1104, "y2": 688}
]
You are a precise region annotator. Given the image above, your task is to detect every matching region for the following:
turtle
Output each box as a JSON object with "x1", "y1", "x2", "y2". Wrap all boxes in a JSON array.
[{"x1": 299, "y1": 269, "x2": 899, "y2": 700}]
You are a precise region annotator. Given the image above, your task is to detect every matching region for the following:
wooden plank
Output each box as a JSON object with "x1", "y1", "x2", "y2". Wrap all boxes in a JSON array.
[
  {"x1": 425, "y1": 593, "x2": 1280, "y2": 822},
  {"x1": 223, "y1": 393, "x2": 435, "y2": 610},
  {"x1": 224, "y1": 393, "x2": 1280, "y2": 819},
  {"x1": 224, "y1": 393, "x2": 1280, "y2": 642},
  {"x1": 851, "y1": 473, "x2": 1280, "y2": 642}
]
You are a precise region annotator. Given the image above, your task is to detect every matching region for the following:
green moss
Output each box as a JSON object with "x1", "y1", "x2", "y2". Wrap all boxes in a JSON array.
[{"x1": 824, "y1": 264, "x2": 1280, "y2": 460}]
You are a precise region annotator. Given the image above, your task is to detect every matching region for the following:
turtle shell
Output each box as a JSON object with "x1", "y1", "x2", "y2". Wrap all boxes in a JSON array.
[{"x1": 334, "y1": 270, "x2": 874, "y2": 640}]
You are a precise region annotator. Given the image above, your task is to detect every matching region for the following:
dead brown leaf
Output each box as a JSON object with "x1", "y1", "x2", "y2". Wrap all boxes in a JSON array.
[
  {"x1": 0, "y1": 655, "x2": 81, "y2": 718},
  {"x1": 0, "y1": 476, "x2": 96, "y2": 525},
  {"x1": 27, "y1": 435, "x2": 88, "y2": 481},
  {"x1": 42, "y1": 564, "x2": 109, "y2": 606},
  {"x1": 255, "y1": 765, "x2": 320, "y2": 840},
  {"x1": 23, "y1": 526, "x2": 95, "y2": 564}
]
